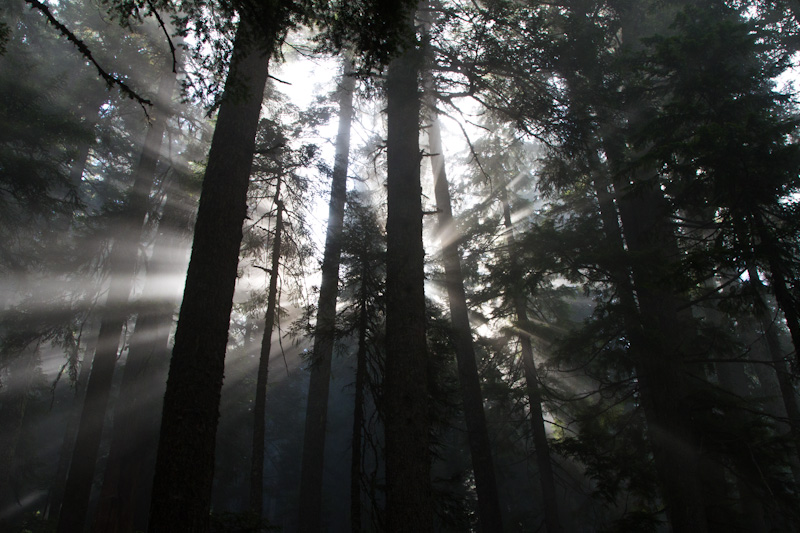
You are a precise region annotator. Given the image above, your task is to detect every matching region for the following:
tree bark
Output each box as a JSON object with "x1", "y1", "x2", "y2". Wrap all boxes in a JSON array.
[
  {"x1": 147, "y1": 16, "x2": 274, "y2": 532},
  {"x1": 55, "y1": 61, "x2": 175, "y2": 533},
  {"x1": 250, "y1": 180, "x2": 284, "y2": 517},
  {"x1": 427, "y1": 114, "x2": 504, "y2": 532},
  {"x1": 384, "y1": 8, "x2": 433, "y2": 530},
  {"x1": 297, "y1": 58, "x2": 355, "y2": 532}
]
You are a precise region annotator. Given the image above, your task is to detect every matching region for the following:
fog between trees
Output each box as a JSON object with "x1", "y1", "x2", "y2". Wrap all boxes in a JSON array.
[{"x1": 2, "y1": 0, "x2": 800, "y2": 532}]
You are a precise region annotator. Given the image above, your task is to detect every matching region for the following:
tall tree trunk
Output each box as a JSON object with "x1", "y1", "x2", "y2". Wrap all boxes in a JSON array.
[
  {"x1": 55, "y1": 62, "x2": 175, "y2": 533},
  {"x1": 384, "y1": 8, "x2": 433, "y2": 530},
  {"x1": 92, "y1": 183, "x2": 191, "y2": 532},
  {"x1": 427, "y1": 114, "x2": 504, "y2": 531},
  {"x1": 297, "y1": 58, "x2": 355, "y2": 532},
  {"x1": 250, "y1": 180, "x2": 284, "y2": 517},
  {"x1": 601, "y1": 4, "x2": 712, "y2": 525},
  {"x1": 350, "y1": 280, "x2": 370, "y2": 533},
  {"x1": 611, "y1": 179, "x2": 709, "y2": 532},
  {"x1": 591, "y1": 156, "x2": 711, "y2": 532},
  {"x1": 147, "y1": 16, "x2": 275, "y2": 532},
  {"x1": 498, "y1": 191, "x2": 562, "y2": 533}
]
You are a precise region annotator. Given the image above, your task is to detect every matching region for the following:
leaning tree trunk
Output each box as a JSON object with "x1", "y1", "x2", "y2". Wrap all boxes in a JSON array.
[
  {"x1": 746, "y1": 263, "x2": 800, "y2": 475},
  {"x1": 590, "y1": 141, "x2": 710, "y2": 532},
  {"x1": 384, "y1": 8, "x2": 433, "y2": 530},
  {"x1": 427, "y1": 113, "x2": 504, "y2": 532},
  {"x1": 297, "y1": 58, "x2": 355, "y2": 532},
  {"x1": 250, "y1": 180, "x2": 284, "y2": 517},
  {"x1": 147, "y1": 15, "x2": 275, "y2": 532},
  {"x1": 55, "y1": 63, "x2": 175, "y2": 533},
  {"x1": 752, "y1": 212, "x2": 800, "y2": 367}
]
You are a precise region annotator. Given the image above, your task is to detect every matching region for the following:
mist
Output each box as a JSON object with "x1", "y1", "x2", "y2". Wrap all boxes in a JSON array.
[{"x1": 2, "y1": 1, "x2": 800, "y2": 532}]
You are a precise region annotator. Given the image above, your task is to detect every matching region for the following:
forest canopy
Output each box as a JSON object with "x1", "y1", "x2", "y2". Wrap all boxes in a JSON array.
[{"x1": 1, "y1": 0, "x2": 800, "y2": 532}]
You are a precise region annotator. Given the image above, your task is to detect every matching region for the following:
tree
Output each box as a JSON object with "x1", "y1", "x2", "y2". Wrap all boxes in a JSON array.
[
  {"x1": 250, "y1": 177, "x2": 285, "y2": 517},
  {"x1": 425, "y1": 108, "x2": 504, "y2": 531},
  {"x1": 297, "y1": 57, "x2": 356, "y2": 532},
  {"x1": 56, "y1": 52, "x2": 179, "y2": 533},
  {"x1": 337, "y1": 190, "x2": 386, "y2": 532},
  {"x1": 147, "y1": 13, "x2": 279, "y2": 531},
  {"x1": 383, "y1": 4, "x2": 434, "y2": 530},
  {"x1": 92, "y1": 167, "x2": 196, "y2": 533}
]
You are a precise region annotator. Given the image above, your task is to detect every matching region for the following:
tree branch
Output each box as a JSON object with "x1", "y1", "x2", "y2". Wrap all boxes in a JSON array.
[
  {"x1": 24, "y1": 0, "x2": 152, "y2": 114},
  {"x1": 146, "y1": 0, "x2": 177, "y2": 74}
]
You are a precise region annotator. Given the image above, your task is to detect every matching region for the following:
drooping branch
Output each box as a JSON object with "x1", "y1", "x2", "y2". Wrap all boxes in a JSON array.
[{"x1": 24, "y1": 0, "x2": 152, "y2": 112}]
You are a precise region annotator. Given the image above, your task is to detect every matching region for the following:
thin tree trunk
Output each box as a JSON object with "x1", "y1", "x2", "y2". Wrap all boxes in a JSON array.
[
  {"x1": 250, "y1": 180, "x2": 284, "y2": 517},
  {"x1": 498, "y1": 192, "x2": 561, "y2": 533},
  {"x1": 297, "y1": 58, "x2": 355, "y2": 532},
  {"x1": 55, "y1": 63, "x2": 174, "y2": 533},
  {"x1": 384, "y1": 7, "x2": 433, "y2": 529},
  {"x1": 45, "y1": 331, "x2": 96, "y2": 522},
  {"x1": 350, "y1": 284, "x2": 369, "y2": 533},
  {"x1": 427, "y1": 115, "x2": 504, "y2": 531},
  {"x1": 147, "y1": 16, "x2": 274, "y2": 532},
  {"x1": 92, "y1": 186, "x2": 190, "y2": 531}
]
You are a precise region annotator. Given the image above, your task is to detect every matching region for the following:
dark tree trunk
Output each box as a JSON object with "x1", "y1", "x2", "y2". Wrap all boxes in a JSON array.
[
  {"x1": 350, "y1": 285, "x2": 369, "y2": 533},
  {"x1": 601, "y1": 6, "x2": 712, "y2": 525},
  {"x1": 297, "y1": 59, "x2": 355, "y2": 532},
  {"x1": 611, "y1": 180, "x2": 709, "y2": 533},
  {"x1": 497, "y1": 192, "x2": 561, "y2": 533},
  {"x1": 384, "y1": 9, "x2": 433, "y2": 530},
  {"x1": 753, "y1": 213, "x2": 800, "y2": 367},
  {"x1": 592, "y1": 157, "x2": 711, "y2": 532},
  {"x1": 746, "y1": 263, "x2": 800, "y2": 474},
  {"x1": 55, "y1": 64, "x2": 175, "y2": 533},
  {"x1": 147, "y1": 17, "x2": 274, "y2": 532},
  {"x1": 712, "y1": 326, "x2": 770, "y2": 533},
  {"x1": 92, "y1": 186, "x2": 191, "y2": 531},
  {"x1": 250, "y1": 181, "x2": 284, "y2": 517},
  {"x1": 427, "y1": 115, "x2": 504, "y2": 532}
]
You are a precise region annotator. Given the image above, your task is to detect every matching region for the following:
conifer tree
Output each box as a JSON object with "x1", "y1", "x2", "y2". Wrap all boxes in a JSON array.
[
  {"x1": 383, "y1": 4, "x2": 434, "y2": 529},
  {"x1": 297, "y1": 58, "x2": 356, "y2": 532}
]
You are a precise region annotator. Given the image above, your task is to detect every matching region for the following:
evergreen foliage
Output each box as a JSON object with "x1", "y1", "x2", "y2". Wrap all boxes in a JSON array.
[{"x1": 3, "y1": 0, "x2": 800, "y2": 531}]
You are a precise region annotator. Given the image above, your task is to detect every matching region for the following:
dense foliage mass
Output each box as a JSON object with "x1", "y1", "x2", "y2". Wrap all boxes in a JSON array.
[{"x1": 1, "y1": 0, "x2": 800, "y2": 532}]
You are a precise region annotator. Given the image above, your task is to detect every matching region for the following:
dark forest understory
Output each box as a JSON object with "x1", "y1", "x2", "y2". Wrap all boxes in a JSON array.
[{"x1": 2, "y1": 0, "x2": 800, "y2": 532}]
